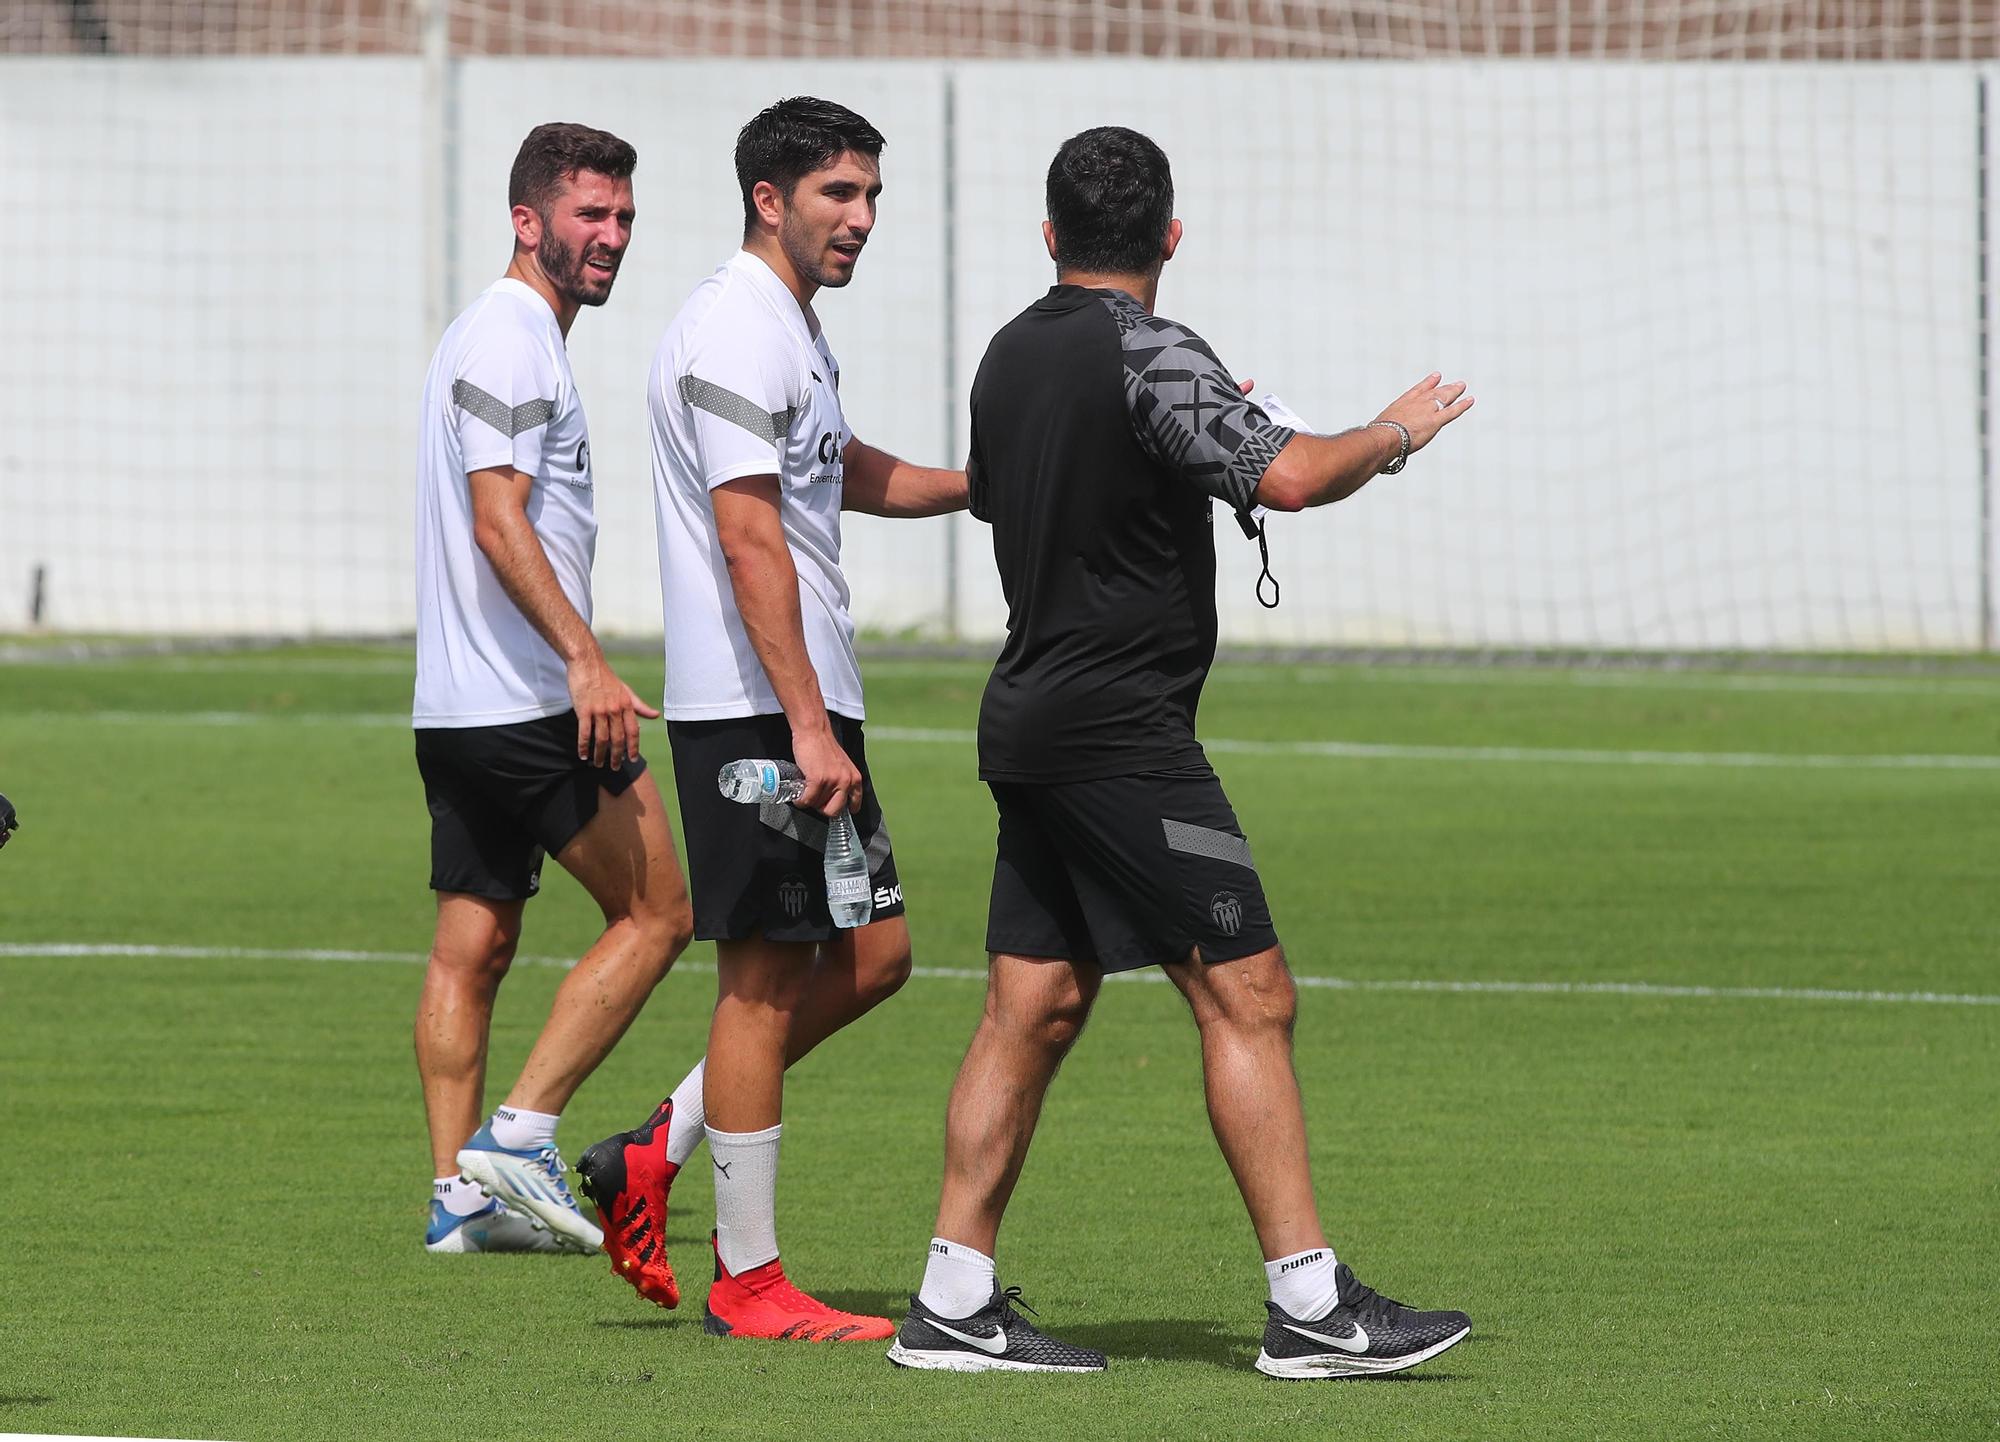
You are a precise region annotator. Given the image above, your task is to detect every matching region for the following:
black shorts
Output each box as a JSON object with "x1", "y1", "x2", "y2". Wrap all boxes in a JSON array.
[
  {"x1": 666, "y1": 712, "x2": 905, "y2": 943},
  {"x1": 414, "y1": 711, "x2": 647, "y2": 903},
  {"x1": 985, "y1": 763, "x2": 1278, "y2": 972}
]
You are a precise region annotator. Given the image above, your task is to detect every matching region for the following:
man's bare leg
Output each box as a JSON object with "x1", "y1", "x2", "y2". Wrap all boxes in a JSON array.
[
  {"x1": 706, "y1": 935, "x2": 817, "y2": 1136},
  {"x1": 696, "y1": 929, "x2": 896, "y2": 1337},
  {"x1": 1162, "y1": 943, "x2": 1326, "y2": 1261},
  {"x1": 1167, "y1": 945, "x2": 1474, "y2": 1376},
  {"x1": 887, "y1": 953, "x2": 1109, "y2": 1372},
  {"x1": 784, "y1": 914, "x2": 912, "y2": 1064},
  {"x1": 641, "y1": 914, "x2": 911, "y2": 1160},
  {"x1": 454, "y1": 773, "x2": 690, "y2": 1248},
  {"x1": 502, "y1": 772, "x2": 692, "y2": 1115},
  {"x1": 933, "y1": 953, "x2": 1100, "y2": 1257},
  {"x1": 578, "y1": 914, "x2": 910, "y2": 1306},
  {"x1": 415, "y1": 892, "x2": 524, "y2": 1179}
]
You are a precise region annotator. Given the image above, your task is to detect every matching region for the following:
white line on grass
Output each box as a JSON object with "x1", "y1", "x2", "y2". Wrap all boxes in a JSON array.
[
  {"x1": 20, "y1": 711, "x2": 2000, "y2": 770},
  {"x1": 63, "y1": 710, "x2": 413, "y2": 727},
  {"x1": 1267, "y1": 666, "x2": 2000, "y2": 698},
  {"x1": 864, "y1": 658, "x2": 2000, "y2": 697},
  {"x1": 4, "y1": 943, "x2": 1995, "y2": 1008},
  {"x1": 867, "y1": 725, "x2": 2000, "y2": 772}
]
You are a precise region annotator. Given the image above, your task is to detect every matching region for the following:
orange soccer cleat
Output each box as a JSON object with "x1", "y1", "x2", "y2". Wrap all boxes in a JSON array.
[
  {"x1": 575, "y1": 1097, "x2": 681, "y2": 1308},
  {"x1": 702, "y1": 1234, "x2": 896, "y2": 1342}
]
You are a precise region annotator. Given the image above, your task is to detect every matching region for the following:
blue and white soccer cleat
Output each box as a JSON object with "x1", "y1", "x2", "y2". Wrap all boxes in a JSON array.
[
  {"x1": 424, "y1": 1196, "x2": 568, "y2": 1254},
  {"x1": 455, "y1": 1125, "x2": 604, "y2": 1254}
]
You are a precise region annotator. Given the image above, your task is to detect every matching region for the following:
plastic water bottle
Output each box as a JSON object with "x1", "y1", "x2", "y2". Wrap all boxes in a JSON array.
[
  {"x1": 823, "y1": 810, "x2": 874, "y2": 929},
  {"x1": 717, "y1": 757, "x2": 874, "y2": 929},
  {"x1": 717, "y1": 758, "x2": 807, "y2": 804}
]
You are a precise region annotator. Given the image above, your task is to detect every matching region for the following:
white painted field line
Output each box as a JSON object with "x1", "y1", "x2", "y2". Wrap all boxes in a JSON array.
[
  {"x1": 867, "y1": 725, "x2": 2000, "y2": 772},
  {"x1": 17, "y1": 711, "x2": 2000, "y2": 770},
  {"x1": 3, "y1": 942, "x2": 1995, "y2": 1008},
  {"x1": 1270, "y1": 666, "x2": 2000, "y2": 698},
  {"x1": 865, "y1": 658, "x2": 2000, "y2": 697},
  {"x1": 56, "y1": 710, "x2": 412, "y2": 727}
]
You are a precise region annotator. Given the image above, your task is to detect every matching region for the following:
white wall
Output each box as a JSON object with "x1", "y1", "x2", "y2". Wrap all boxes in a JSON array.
[
  {"x1": 0, "y1": 59, "x2": 427, "y2": 634},
  {"x1": 0, "y1": 57, "x2": 1990, "y2": 649}
]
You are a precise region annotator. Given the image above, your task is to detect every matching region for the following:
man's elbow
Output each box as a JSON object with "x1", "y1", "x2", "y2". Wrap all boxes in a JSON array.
[
  {"x1": 471, "y1": 513, "x2": 510, "y2": 562},
  {"x1": 716, "y1": 525, "x2": 777, "y2": 577},
  {"x1": 1253, "y1": 458, "x2": 1310, "y2": 513}
]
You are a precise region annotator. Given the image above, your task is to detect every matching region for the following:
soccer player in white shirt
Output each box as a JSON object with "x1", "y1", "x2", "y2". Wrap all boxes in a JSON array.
[
  {"x1": 575, "y1": 98, "x2": 966, "y2": 1339},
  {"x1": 413, "y1": 123, "x2": 692, "y2": 1255}
]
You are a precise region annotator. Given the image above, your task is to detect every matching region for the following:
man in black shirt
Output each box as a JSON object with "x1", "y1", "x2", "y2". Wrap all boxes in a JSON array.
[{"x1": 887, "y1": 127, "x2": 1475, "y2": 1378}]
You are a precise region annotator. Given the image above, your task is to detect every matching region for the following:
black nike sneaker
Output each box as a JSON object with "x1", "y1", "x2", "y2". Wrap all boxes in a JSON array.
[
  {"x1": 887, "y1": 1285, "x2": 1106, "y2": 1373},
  {"x1": 1254, "y1": 1264, "x2": 1470, "y2": 1379}
]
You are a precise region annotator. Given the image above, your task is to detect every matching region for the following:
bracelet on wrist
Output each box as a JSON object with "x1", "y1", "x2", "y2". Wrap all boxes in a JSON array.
[{"x1": 1367, "y1": 420, "x2": 1411, "y2": 474}]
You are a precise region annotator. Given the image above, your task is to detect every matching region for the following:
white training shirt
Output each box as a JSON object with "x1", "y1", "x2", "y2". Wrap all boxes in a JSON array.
[
  {"x1": 649, "y1": 250, "x2": 864, "y2": 722},
  {"x1": 413, "y1": 278, "x2": 597, "y2": 728}
]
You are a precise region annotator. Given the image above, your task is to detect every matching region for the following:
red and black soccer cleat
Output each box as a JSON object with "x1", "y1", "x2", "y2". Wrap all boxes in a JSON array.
[
  {"x1": 575, "y1": 1097, "x2": 681, "y2": 1308},
  {"x1": 703, "y1": 1233, "x2": 896, "y2": 1342}
]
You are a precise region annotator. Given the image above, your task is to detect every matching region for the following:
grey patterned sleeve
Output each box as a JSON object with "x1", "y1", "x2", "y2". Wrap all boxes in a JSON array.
[{"x1": 1100, "y1": 291, "x2": 1296, "y2": 512}]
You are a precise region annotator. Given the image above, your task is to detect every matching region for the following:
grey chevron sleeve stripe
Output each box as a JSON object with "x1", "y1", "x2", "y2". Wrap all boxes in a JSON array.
[
  {"x1": 680, "y1": 375, "x2": 796, "y2": 443},
  {"x1": 1099, "y1": 291, "x2": 1295, "y2": 512},
  {"x1": 452, "y1": 379, "x2": 555, "y2": 438}
]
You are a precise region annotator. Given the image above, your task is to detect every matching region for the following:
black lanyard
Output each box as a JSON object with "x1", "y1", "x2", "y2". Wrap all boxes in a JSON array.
[{"x1": 1233, "y1": 508, "x2": 1280, "y2": 609}]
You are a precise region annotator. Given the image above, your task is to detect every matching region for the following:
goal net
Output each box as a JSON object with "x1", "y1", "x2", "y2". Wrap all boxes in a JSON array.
[{"x1": 3, "y1": 1, "x2": 1994, "y2": 651}]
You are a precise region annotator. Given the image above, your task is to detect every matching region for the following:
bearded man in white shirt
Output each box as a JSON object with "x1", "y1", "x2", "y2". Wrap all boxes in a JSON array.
[{"x1": 412, "y1": 122, "x2": 691, "y2": 1257}]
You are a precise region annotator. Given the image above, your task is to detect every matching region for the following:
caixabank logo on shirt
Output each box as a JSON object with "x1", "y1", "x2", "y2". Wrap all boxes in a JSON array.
[
  {"x1": 808, "y1": 429, "x2": 844, "y2": 484},
  {"x1": 558, "y1": 439, "x2": 593, "y2": 491}
]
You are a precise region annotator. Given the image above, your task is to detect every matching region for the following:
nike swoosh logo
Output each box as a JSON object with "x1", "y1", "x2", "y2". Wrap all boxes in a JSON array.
[
  {"x1": 927, "y1": 1318, "x2": 1008, "y2": 1354},
  {"x1": 1283, "y1": 1320, "x2": 1370, "y2": 1353}
]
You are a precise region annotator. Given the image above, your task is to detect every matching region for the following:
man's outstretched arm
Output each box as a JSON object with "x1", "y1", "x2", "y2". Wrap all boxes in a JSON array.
[
  {"x1": 840, "y1": 435, "x2": 968, "y2": 517},
  {"x1": 1254, "y1": 372, "x2": 1474, "y2": 513}
]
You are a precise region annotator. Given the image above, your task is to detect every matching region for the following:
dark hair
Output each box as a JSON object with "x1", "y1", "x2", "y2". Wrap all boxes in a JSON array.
[
  {"x1": 509, "y1": 122, "x2": 638, "y2": 216},
  {"x1": 1045, "y1": 127, "x2": 1175, "y2": 275},
  {"x1": 735, "y1": 96, "x2": 886, "y2": 234}
]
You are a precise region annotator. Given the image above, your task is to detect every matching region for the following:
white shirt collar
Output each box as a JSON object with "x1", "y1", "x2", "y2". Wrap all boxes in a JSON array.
[
  {"x1": 490, "y1": 276, "x2": 560, "y2": 328},
  {"x1": 728, "y1": 249, "x2": 821, "y2": 343}
]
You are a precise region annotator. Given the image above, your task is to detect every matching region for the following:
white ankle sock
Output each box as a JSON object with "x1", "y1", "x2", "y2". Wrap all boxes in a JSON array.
[
  {"x1": 434, "y1": 1175, "x2": 488, "y2": 1217},
  {"x1": 665, "y1": 1060, "x2": 707, "y2": 1168},
  {"x1": 1266, "y1": 1246, "x2": 1341, "y2": 1322},
  {"x1": 917, "y1": 1238, "x2": 996, "y2": 1319},
  {"x1": 708, "y1": 1123, "x2": 782, "y2": 1275},
  {"x1": 488, "y1": 1104, "x2": 560, "y2": 1151}
]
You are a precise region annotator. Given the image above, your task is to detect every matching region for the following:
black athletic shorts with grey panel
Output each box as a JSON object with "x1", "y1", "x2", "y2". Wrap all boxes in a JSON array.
[
  {"x1": 415, "y1": 710, "x2": 648, "y2": 903},
  {"x1": 667, "y1": 712, "x2": 905, "y2": 943},
  {"x1": 985, "y1": 763, "x2": 1278, "y2": 972}
]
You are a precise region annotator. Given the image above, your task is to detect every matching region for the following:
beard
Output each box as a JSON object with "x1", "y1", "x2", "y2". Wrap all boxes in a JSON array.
[
  {"x1": 537, "y1": 227, "x2": 617, "y2": 308},
  {"x1": 779, "y1": 211, "x2": 858, "y2": 290}
]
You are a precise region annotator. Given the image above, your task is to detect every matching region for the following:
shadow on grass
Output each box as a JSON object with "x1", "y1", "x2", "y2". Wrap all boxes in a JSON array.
[
  {"x1": 1061, "y1": 1316, "x2": 1251, "y2": 1369},
  {"x1": 1261, "y1": 1372, "x2": 1468, "y2": 1385},
  {"x1": 811, "y1": 1289, "x2": 914, "y2": 1318},
  {"x1": 595, "y1": 1316, "x2": 689, "y2": 1331},
  {"x1": 0, "y1": 1397, "x2": 54, "y2": 1407},
  {"x1": 1061, "y1": 1317, "x2": 1483, "y2": 1378}
]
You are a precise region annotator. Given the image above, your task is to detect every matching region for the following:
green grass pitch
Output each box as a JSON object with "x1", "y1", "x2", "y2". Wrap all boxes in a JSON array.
[{"x1": 1, "y1": 646, "x2": 1996, "y2": 1440}]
